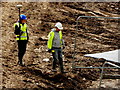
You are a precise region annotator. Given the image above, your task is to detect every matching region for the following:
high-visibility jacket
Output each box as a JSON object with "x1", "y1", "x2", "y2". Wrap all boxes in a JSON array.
[
  {"x1": 47, "y1": 30, "x2": 63, "y2": 49},
  {"x1": 14, "y1": 22, "x2": 28, "y2": 40}
]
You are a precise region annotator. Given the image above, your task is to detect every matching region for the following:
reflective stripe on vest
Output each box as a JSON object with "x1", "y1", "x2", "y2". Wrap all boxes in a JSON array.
[{"x1": 14, "y1": 22, "x2": 28, "y2": 40}]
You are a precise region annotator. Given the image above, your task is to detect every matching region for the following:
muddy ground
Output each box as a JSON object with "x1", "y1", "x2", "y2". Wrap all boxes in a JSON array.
[{"x1": 1, "y1": 2, "x2": 120, "y2": 89}]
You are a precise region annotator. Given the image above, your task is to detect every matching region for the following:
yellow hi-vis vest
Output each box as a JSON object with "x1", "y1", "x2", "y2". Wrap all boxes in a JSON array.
[
  {"x1": 47, "y1": 31, "x2": 63, "y2": 49},
  {"x1": 14, "y1": 22, "x2": 28, "y2": 40}
]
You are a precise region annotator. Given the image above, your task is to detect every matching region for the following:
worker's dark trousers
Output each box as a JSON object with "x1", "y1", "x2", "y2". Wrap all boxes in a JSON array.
[
  {"x1": 17, "y1": 40, "x2": 28, "y2": 64},
  {"x1": 52, "y1": 48, "x2": 64, "y2": 72}
]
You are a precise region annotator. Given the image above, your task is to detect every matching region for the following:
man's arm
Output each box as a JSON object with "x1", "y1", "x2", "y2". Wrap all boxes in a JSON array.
[
  {"x1": 14, "y1": 25, "x2": 23, "y2": 35},
  {"x1": 62, "y1": 39, "x2": 65, "y2": 49},
  {"x1": 14, "y1": 25, "x2": 21, "y2": 35},
  {"x1": 47, "y1": 32, "x2": 54, "y2": 49}
]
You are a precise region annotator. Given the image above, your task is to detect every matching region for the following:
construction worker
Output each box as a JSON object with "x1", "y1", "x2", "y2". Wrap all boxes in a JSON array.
[
  {"x1": 14, "y1": 14, "x2": 28, "y2": 66},
  {"x1": 47, "y1": 22, "x2": 65, "y2": 73}
]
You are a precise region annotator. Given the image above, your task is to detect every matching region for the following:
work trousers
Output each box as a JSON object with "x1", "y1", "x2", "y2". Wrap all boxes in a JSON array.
[
  {"x1": 52, "y1": 48, "x2": 64, "y2": 73},
  {"x1": 17, "y1": 40, "x2": 28, "y2": 64}
]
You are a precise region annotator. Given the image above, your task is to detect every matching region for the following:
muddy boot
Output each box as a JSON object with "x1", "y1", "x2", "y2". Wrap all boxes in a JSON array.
[
  {"x1": 18, "y1": 59, "x2": 25, "y2": 66},
  {"x1": 18, "y1": 54, "x2": 25, "y2": 66},
  {"x1": 60, "y1": 66, "x2": 64, "y2": 73},
  {"x1": 59, "y1": 59, "x2": 64, "y2": 73},
  {"x1": 60, "y1": 66, "x2": 68, "y2": 74},
  {"x1": 52, "y1": 69, "x2": 57, "y2": 72}
]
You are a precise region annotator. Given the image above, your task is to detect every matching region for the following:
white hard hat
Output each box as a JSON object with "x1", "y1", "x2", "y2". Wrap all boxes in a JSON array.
[{"x1": 55, "y1": 22, "x2": 63, "y2": 30}]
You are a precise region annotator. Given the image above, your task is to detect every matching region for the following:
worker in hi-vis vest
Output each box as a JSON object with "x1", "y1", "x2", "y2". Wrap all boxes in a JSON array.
[
  {"x1": 47, "y1": 22, "x2": 65, "y2": 73},
  {"x1": 14, "y1": 14, "x2": 29, "y2": 66}
]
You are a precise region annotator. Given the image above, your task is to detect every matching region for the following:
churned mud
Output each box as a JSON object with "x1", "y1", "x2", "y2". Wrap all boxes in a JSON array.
[{"x1": 1, "y1": 2, "x2": 120, "y2": 89}]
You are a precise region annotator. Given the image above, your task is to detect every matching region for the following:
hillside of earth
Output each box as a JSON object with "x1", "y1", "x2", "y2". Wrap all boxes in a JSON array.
[{"x1": 1, "y1": 2, "x2": 120, "y2": 89}]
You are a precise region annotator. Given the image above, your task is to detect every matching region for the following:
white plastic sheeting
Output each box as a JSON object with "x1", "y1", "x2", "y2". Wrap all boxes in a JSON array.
[{"x1": 84, "y1": 49, "x2": 120, "y2": 63}]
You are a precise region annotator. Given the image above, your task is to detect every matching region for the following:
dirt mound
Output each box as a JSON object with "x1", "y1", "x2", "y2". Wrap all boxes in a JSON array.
[{"x1": 1, "y1": 2, "x2": 120, "y2": 89}]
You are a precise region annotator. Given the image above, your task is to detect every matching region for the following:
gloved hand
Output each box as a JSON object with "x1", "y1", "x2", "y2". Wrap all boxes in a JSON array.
[
  {"x1": 20, "y1": 30, "x2": 23, "y2": 35},
  {"x1": 48, "y1": 49, "x2": 52, "y2": 53},
  {"x1": 14, "y1": 25, "x2": 23, "y2": 35},
  {"x1": 63, "y1": 46, "x2": 65, "y2": 49}
]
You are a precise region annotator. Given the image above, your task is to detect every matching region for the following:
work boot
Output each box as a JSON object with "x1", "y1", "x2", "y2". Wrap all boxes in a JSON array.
[
  {"x1": 60, "y1": 70, "x2": 68, "y2": 74},
  {"x1": 52, "y1": 69, "x2": 57, "y2": 72},
  {"x1": 18, "y1": 61, "x2": 25, "y2": 66},
  {"x1": 60, "y1": 68, "x2": 67, "y2": 74}
]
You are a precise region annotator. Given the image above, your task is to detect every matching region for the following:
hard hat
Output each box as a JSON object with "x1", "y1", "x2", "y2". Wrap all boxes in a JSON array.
[
  {"x1": 55, "y1": 22, "x2": 63, "y2": 30},
  {"x1": 20, "y1": 14, "x2": 27, "y2": 20}
]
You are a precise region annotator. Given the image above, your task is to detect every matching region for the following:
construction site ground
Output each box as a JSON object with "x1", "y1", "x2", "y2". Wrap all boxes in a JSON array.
[{"x1": 1, "y1": 2, "x2": 120, "y2": 89}]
